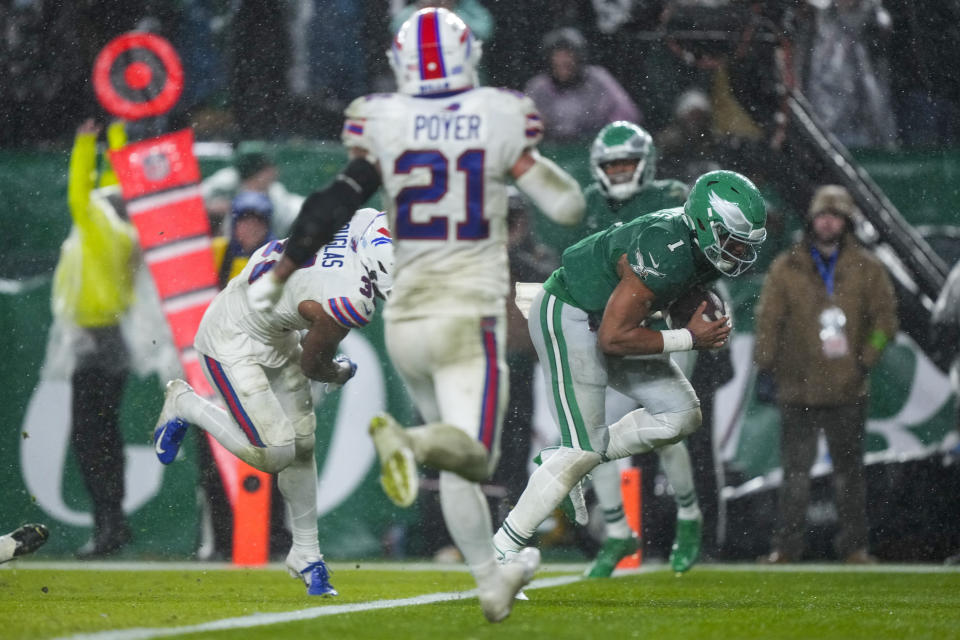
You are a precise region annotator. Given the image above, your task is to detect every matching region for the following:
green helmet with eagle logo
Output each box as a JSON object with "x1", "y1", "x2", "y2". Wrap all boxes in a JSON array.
[{"x1": 684, "y1": 170, "x2": 767, "y2": 276}]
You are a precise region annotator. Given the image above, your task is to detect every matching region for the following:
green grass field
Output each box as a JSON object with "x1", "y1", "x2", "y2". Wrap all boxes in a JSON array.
[{"x1": 2, "y1": 562, "x2": 959, "y2": 640}]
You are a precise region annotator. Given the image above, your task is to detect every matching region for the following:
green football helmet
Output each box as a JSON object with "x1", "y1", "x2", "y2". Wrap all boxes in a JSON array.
[
  {"x1": 684, "y1": 170, "x2": 767, "y2": 276},
  {"x1": 590, "y1": 121, "x2": 656, "y2": 201}
]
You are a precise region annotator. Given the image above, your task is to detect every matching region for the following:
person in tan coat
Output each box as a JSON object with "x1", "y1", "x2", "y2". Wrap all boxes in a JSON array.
[{"x1": 753, "y1": 184, "x2": 898, "y2": 564}]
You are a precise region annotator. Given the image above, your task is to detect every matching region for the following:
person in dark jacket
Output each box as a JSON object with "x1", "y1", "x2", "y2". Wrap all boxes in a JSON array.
[{"x1": 753, "y1": 184, "x2": 898, "y2": 564}]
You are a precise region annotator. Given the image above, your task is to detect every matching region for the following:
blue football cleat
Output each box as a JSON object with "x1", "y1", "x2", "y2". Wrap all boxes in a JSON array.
[
  {"x1": 305, "y1": 559, "x2": 338, "y2": 597},
  {"x1": 154, "y1": 379, "x2": 192, "y2": 465},
  {"x1": 154, "y1": 418, "x2": 188, "y2": 465}
]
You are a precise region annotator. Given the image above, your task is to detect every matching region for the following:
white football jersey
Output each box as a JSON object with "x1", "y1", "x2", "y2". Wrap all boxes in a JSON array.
[
  {"x1": 342, "y1": 87, "x2": 544, "y2": 319},
  {"x1": 195, "y1": 208, "x2": 384, "y2": 368}
]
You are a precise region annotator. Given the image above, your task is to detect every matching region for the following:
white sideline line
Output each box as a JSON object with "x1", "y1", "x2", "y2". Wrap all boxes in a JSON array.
[{"x1": 55, "y1": 574, "x2": 583, "y2": 640}]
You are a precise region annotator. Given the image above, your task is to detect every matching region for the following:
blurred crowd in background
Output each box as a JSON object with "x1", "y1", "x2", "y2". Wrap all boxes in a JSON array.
[{"x1": 2, "y1": 0, "x2": 959, "y2": 151}]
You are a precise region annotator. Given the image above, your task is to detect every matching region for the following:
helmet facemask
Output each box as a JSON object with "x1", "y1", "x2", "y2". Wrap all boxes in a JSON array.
[
  {"x1": 590, "y1": 121, "x2": 656, "y2": 201},
  {"x1": 702, "y1": 223, "x2": 764, "y2": 277}
]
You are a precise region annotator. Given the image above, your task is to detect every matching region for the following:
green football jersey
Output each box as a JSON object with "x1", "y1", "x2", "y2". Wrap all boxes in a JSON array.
[
  {"x1": 581, "y1": 179, "x2": 689, "y2": 237},
  {"x1": 544, "y1": 208, "x2": 718, "y2": 314}
]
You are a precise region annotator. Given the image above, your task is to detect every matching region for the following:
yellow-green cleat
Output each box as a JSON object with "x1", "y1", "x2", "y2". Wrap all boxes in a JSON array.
[
  {"x1": 585, "y1": 533, "x2": 640, "y2": 578},
  {"x1": 669, "y1": 516, "x2": 702, "y2": 573},
  {"x1": 369, "y1": 413, "x2": 419, "y2": 508}
]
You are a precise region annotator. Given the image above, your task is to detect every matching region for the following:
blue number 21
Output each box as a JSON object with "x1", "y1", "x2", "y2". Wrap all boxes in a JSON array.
[{"x1": 394, "y1": 149, "x2": 487, "y2": 240}]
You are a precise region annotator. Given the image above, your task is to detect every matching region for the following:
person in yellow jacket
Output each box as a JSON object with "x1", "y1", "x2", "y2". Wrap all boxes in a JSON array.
[{"x1": 52, "y1": 118, "x2": 137, "y2": 558}]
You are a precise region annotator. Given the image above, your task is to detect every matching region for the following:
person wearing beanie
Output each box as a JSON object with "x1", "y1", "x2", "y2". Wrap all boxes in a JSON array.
[
  {"x1": 215, "y1": 190, "x2": 276, "y2": 288},
  {"x1": 753, "y1": 184, "x2": 898, "y2": 564},
  {"x1": 200, "y1": 147, "x2": 303, "y2": 237}
]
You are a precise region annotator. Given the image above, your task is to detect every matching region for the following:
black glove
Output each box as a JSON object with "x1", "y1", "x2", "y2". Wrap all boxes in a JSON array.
[{"x1": 754, "y1": 369, "x2": 777, "y2": 404}]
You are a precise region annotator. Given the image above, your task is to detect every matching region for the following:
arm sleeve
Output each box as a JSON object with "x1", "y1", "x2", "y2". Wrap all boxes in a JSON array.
[
  {"x1": 99, "y1": 121, "x2": 127, "y2": 188},
  {"x1": 67, "y1": 133, "x2": 98, "y2": 228},
  {"x1": 513, "y1": 150, "x2": 585, "y2": 226},
  {"x1": 322, "y1": 295, "x2": 375, "y2": 329},
  {"x1": 283, "y1": 157, "x2": 381, "y2": 266}
]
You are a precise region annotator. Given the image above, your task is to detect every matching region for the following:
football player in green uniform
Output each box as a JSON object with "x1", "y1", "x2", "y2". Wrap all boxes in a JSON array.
[
  {"x1": 581, "y1": 121, "x2": 702, "y2": 577},
  {"x1": 493, "y1": 170, "x2": 767, "y2": 569}
]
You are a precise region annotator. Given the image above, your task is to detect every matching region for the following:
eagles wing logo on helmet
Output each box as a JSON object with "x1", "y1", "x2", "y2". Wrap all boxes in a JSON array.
[
  {"x1": 684, "y1": 170, "x2": 767, "y2": 277},
  {"x1": 707, "y1": 191, "x2": 747, "y2": 231}
]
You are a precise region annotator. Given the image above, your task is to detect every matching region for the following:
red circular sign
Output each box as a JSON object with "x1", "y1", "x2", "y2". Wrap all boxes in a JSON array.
[{"x1": 93, "y1": 32, "x2": 183, "y2": 120}]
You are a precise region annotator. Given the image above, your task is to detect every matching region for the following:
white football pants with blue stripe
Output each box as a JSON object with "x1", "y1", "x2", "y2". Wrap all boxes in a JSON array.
[
  {"x1": 170, "y1": 352, "x2": 322, "y2": 558},
  {"x1": 386, "y1": 314, "x2": 508, "y2": 581},
  {"x1": 495, "y1": 288, "x2": 701, "y2": 554}
]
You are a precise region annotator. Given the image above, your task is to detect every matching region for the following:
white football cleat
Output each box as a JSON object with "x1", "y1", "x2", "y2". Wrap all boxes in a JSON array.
[
  {"x1": 479, "y1": 547, "x2": 540, "y2": 623},
  {"x1": 369, "y1": 413, "x2": 419, "y2": 507},
  {"x1": 285, "y1": 548, "x2": 338, "y2": 596}
]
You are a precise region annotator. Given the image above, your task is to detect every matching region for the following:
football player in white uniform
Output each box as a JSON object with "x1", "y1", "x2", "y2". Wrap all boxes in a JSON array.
[
  {"x1": 245, "y1": 7, "x2": 585, "y2": 622},
  {"x1": 153, "y1": 208, "x2": 393, "y2": 596}
]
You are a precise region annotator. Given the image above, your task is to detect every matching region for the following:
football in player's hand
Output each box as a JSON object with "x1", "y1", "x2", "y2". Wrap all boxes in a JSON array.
[{"x1": 666, "y1": 286, "x2": 729, "y2": 329}]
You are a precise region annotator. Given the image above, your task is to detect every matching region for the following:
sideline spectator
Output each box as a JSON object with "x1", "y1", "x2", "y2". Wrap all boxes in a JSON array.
[
  {"x1": 802, "y1": 0, "x2": 898, "y2": 149},
  {"x1": 754, "y1": 185, "x2": 898, "y2": 564},
  {"x1": 214, "y1": 191, "x2": 276, "y2": 288},
  {"x1": 524, "y1": 27, "x2": 640, "y2": 143},
  {"x1": 201, "y1": 148, "x2": 304, "y2": 236},
  {"x1": 53, "y1": 119, "x2": 137, "y2": 558},
  {"x1": 655, "y1": 89, "x2": 725, "y2": 185}
]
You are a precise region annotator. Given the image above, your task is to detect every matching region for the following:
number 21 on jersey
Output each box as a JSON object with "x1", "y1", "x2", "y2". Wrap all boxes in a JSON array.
[{"x1": 393, "y1": 149, "x2": 486, "y2": 241}]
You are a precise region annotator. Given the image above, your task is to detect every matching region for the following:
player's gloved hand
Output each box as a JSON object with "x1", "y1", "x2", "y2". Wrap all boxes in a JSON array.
[
  {"x1": 323, "y1": 355, "x2": 358, "y2": 394},
  {"x1": 754, "y1": 369, "x2": 778, "y2": 404},
  {"x1": 246, "y1": 271, "x2": 283, "y2": 312}
]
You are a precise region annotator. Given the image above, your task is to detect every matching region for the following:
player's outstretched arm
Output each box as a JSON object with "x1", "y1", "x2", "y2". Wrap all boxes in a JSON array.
[{"x1": 511, "y1": 149, "x2": 585, "y2": 226}]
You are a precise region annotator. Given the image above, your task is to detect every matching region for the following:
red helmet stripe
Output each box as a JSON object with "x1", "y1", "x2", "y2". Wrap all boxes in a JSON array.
[{"x1": 417, "y1": 9, "x2": 446, "y2": 81}]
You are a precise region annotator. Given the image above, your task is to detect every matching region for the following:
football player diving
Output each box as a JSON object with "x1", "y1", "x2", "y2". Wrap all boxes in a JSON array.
[
  {"x1": 576, "y1": 121, "x2": 705, "y2": 577},
  {"x1": 492, "y1": 170, "x2": 767, "y2": 567}
]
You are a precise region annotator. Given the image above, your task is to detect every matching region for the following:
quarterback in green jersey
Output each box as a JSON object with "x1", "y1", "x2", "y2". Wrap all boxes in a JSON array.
[
  {"x1": 493, "y1": 169, "x2": 767, "y2": 566},
  {"x1": 576, "y1": 121, "x2": 704, "y2": 577}
]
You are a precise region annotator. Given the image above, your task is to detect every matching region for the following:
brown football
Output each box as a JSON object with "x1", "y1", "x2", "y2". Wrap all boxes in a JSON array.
[{"x1": 666, "y1": 286, "x2": 729, "y2": 329}]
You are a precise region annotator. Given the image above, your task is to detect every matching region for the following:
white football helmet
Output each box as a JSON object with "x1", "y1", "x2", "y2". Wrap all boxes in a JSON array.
[
  {"x1": 389, "y1": 7, "x2": 482, "y2": 96},
  {"x1": 352, "y1": 210, "x2": 394, "y2": 298}
]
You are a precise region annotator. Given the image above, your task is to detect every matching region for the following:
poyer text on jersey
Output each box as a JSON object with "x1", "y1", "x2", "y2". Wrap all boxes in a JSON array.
[{"x1": 413, "y1": 113, "x2": 481, "y2": 141}]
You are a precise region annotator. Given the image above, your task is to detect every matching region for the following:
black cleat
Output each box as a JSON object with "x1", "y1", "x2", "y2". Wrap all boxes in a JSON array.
[{"x1": 8, "y1": 523, "x2": 50, "y2": 561}]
